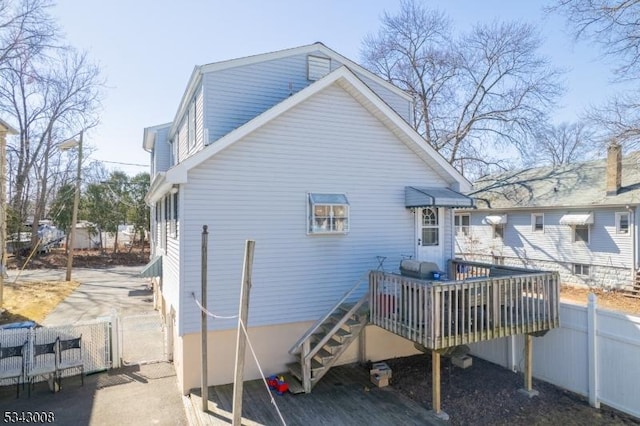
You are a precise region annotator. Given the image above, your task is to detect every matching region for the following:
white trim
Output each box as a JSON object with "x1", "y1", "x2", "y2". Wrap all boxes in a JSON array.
[
  {"x1": 165, "y1": 66, "x2": 470, "y2": 192},
  {"x1": 168, "y1": 67, "x2": 202, "y2": 139},
  {"x1": 615, "y1": 211, "x2": 630, "y2": 234}
]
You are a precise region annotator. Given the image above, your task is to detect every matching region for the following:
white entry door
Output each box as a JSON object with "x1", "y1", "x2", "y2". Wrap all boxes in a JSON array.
[{"x1": 416, "y1": 207, "x2": 444, "y2": 269}]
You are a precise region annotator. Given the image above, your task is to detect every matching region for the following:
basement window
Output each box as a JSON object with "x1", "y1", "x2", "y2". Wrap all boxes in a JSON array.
[
  {"x1": 573, "y1": 263, "x2": 590, "y2": 277},
  {"x1": 308, "y1": 193, "x2": 349, "y2": 234}
]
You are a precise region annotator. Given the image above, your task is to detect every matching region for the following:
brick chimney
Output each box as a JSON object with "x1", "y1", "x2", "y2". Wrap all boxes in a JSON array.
[{"x1": 606, "y1": 141, "x2": 622, "y2": 196}]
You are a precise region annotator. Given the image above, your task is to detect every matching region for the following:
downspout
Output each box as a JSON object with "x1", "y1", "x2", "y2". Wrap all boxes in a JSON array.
[{"x1": 629, "y1": 205, "x2": 637, "y2": 286}]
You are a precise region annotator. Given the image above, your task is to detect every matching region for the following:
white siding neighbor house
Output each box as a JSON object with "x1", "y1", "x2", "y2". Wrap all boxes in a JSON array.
[
  {"x1": 456, "y1": 143, "x2": 640, "y2": 292},
  {"x1": 142, "y1": 43, "x2": 473, "y2": 394}
]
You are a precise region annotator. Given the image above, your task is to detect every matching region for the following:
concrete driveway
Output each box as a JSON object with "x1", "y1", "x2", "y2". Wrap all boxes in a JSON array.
[
  {"x1": 1, "y1": 266, "x2": 189, "y2": 425},
  {"x1": 9, "y1": 266, "x2": 155, "y2": 326}
]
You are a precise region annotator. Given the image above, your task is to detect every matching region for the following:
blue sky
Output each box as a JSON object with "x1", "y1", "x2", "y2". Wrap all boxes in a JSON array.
[{"x1": 53, "y1": 0, "x2": 621, "y2": 175}]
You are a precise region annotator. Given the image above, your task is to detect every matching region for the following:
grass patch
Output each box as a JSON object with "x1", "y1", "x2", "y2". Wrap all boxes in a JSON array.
[{"x1": 0, "y1": 280, "x2": 79, "y2": 325}]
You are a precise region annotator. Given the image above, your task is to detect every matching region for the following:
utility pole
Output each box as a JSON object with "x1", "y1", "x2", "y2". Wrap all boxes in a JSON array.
[
  {"x1": 61, "y1": 130, "x2": 83, "y2": 282},
  {"x1": 0, "y1": 119, "x2": 18, "y2": 309}
]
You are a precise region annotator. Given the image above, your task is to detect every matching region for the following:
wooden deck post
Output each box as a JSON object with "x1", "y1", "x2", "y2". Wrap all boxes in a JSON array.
[
  {"x1": 432, "y1": 351, "x2": 441, "y2": 413},
  {"x1": 518, "y1": 334, "x2": 539, "y2": 397}
]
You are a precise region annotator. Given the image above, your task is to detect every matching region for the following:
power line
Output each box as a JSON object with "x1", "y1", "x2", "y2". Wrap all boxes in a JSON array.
[{"x1": 97, "y1": 159, "x2": 148, "y2": 167}]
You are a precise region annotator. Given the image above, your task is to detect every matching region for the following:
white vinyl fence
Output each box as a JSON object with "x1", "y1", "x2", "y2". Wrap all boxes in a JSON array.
[{"x1": 469, "y1": 295, "x2": 640, "y2": 419}]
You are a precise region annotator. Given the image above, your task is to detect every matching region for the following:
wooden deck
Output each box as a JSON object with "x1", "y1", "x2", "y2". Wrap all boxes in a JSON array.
[
  {"x1": 188, "y1": 364, "x2": 445, "y2": 425},
  {"x1": 370, "y1": 260, "x2": 560, "y2": 350}
]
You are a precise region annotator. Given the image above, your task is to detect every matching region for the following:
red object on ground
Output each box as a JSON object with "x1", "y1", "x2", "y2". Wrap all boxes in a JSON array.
[{"x1": 275, "y1": 380, "x2": 289, "y2": 395}]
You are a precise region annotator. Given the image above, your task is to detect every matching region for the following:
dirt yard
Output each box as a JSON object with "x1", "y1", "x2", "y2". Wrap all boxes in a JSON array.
[
  {"x1": 560, "y1": 285, "x2": 640, "y2": 315},
  {"x1": 7, "y1": 247, "x2": 149, "y2": 270},
  {"x1": 387, "y1": 354, "x2": 639, "y2": 425},
  {"x1": 0, "y1": 279, "x2": 79, "y2": 325},
  {"x1": 385, "y1": 284, "x2": 640, "y2": 425}
]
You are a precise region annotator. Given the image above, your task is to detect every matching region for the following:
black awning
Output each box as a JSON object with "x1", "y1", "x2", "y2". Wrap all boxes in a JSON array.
[{"x1": 405, "y1": 186, "x2": 475, "y2": 208}]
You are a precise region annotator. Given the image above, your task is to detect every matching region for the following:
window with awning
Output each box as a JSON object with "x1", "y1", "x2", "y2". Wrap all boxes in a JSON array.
[{"x1": 559, "y1": 212, "x2": 594, "y2": 226}]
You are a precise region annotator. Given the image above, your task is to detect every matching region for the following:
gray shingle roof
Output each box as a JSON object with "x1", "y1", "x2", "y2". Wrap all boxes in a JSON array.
[{"x1": 470, "y1": 151, "x2": 640, "y2": 210}]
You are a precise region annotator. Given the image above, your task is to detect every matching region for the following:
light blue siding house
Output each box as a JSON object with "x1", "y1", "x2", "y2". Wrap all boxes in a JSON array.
[
  {"x1": 142, "y1": 43, "x2": 472, "y2": 393},
  {"x1": 456, "y1": 143, "x2": 640, "y2": 292}
]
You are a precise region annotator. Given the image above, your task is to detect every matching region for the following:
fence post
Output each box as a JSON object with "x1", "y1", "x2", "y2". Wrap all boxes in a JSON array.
[
  {"x1": 587, "y1": 293, "x2": 600, "y2": 409},
  {"x1": 111, "y1": 310, "x2": 121, "y2": 369}
]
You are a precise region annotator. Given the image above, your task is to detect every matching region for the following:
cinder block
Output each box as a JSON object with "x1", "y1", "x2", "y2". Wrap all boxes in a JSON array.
[{"x1": 451, "y1": 355, "x2": 472, "y2": 369}]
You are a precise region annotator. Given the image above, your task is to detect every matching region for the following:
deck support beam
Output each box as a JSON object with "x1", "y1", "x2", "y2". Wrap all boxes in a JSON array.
[
  {"x1": 518, "y1": 334, "x2": 539, "y2": 398},
  {"x1": 429, "y1": 350, "x2": 449, "y2": 420}
]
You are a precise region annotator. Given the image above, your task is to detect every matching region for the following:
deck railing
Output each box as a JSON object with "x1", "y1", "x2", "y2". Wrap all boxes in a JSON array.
[{"x1": 369, "y1": 261, "x2": 560, "y2": 350}]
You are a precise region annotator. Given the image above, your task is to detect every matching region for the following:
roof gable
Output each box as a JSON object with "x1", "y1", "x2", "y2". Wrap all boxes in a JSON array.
[
  {"x1": 167, "y1": 42, "x2": 414, "y2": 140},
  {"x1": 145, "y1": 67, "x2": 468, "y2": 204}
]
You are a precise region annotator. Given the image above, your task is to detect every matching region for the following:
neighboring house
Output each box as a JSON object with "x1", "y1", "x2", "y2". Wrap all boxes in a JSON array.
[
  {"x1": 456, "y1": 143, "x2": 640, "y2": 291},
  {"x1": 142, "y1": 42, "x2": 473, "y2": 394}
]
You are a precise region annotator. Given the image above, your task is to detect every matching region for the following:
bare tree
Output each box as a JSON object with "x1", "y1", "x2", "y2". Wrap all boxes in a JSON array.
[
  {"x1": 0, "y1": 0, "x2": 55, "y2": 69},
  {"x1": 0, "y1": 47, "x2": 103, "y2": 247},
  {"x1": 551, "y1": 1, "x2": 640, "y2": 146},
  {"x1": 550, "y1": 0, "x2": 640, "y2": 80},
  {"x1": 362, "y1": 0, "x2": 564, "y2": 177},
  {"x1": 521, "y1": 121, "x2": 597, "y2": 167}
]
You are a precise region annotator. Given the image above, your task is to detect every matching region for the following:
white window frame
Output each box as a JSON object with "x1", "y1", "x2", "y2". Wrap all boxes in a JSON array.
[
  {"x1": 170, "y1": 191, "x2": 178, "y2": 239},
  {"x1": 532, "y1": 213, "x2": 544, "y2": 232},
  {"x1": 421, "y1": 207, "x2": 439, "y2": 246},
  {"x1": 573, "y1": 263, "x2": 590, "y2": 277},
  {"x1": 493, "y1": 224, "x2": 505, "y2": 240},
  {"x1": 188, "y1": 102, "x2": 196, "y2": 150},
  {"x1": 455, "y1": 213, "x2": 470, "y2": 237},
  {"x1": 616, "y1": 212, "x2": 630, "y2": 234},
  {"x1": 307, "y1": 193, "x2": 349, "y2": 235},
  {"x1": 573, "y1": 224, "x2": 590, "y2": 244}
]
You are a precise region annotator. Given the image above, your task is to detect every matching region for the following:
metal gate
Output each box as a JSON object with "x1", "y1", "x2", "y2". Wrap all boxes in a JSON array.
[
  {"x1": 0, "y1": 318, "x2": 112, "y2": 386},
  {"x1": 118, "y1": 312, "x2": 166, "y2": 365}
]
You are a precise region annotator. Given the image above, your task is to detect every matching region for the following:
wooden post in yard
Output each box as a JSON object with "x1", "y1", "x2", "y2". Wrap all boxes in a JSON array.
[
  {"x1": 201, "y1": 225, "x2": 209, "y2": 412},
  {"x1": 432, "y1": 350, "x2": 441, "y2": 414},
  {"x1": 518, "y1": 333, "x2": 539, "y2": 397},
  {"x1": 232, "y1": 240, "x2": 255, "y2": 426}
]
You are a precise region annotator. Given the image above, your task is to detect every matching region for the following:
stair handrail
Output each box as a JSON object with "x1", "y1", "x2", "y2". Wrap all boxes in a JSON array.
[
  {"x1": 303, "y1": 292, "x2": 368, "y2": 363},
  {"x1": 288, "y1": 272, "x2": 369, "y2": 355}
]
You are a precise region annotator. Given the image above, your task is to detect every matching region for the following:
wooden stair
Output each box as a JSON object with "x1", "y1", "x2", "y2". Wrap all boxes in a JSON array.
[
  {"x1": 287, "y1": 297, "x2": 369, "y2": 393},
  {"x1": 626, "y1": 270, "x2": 640, "y2": 299}
]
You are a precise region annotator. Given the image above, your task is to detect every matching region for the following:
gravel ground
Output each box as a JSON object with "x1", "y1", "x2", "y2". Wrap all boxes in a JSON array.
[{"x1": 386, "y1": 354, "x2": 640, "y2": 425}]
